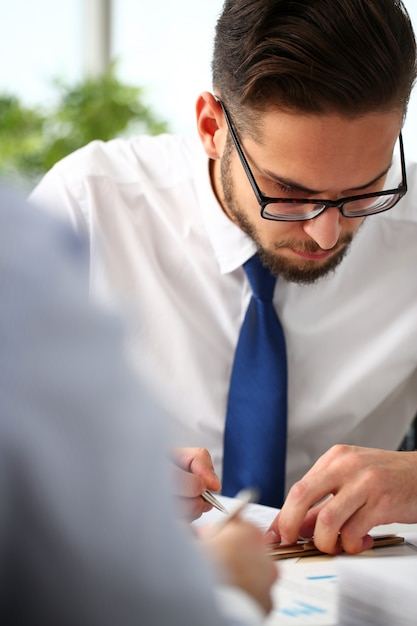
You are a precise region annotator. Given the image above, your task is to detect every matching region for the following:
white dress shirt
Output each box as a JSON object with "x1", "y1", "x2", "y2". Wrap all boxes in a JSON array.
[{"x1": 30, "y1": 132, "x2": 417, "y2": 493}]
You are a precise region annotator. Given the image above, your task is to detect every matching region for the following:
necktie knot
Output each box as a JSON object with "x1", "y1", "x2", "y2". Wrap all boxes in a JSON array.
[{"x1": 243, "y1": 254, "x2": 276, "y2": 301}]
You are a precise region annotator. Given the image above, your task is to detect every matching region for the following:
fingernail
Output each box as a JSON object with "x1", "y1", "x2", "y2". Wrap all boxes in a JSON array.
[
  {"x1": 264, "y1": 529, "x2": 279, "y2": 544},
  {"x1": 279, "y1": 535, "x2": 292, "y2": 546},
  {"x1": 362, "y1": 535, "x2": 375, "y2": 551}
]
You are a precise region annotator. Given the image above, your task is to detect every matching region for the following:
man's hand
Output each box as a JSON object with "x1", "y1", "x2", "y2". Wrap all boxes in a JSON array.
[
  {"x1": 170, "y1": 447, "x2": 221, "y2": 522},
  {"x1": 202, "y1": 518, "x2": 278, "y2": 615},
  {"x1": 265, "y1": 445, "x2": 417, "y2": 554}
]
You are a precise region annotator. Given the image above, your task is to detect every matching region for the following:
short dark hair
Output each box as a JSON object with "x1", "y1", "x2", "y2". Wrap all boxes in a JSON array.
[{"x1": 212, "y1": 0, "x2": 417, "y2": 127}]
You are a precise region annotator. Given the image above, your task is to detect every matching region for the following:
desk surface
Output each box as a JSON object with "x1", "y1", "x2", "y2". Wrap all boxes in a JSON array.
[{"x1": 196, "y1": 497, "x2": 417, "y2": 625}]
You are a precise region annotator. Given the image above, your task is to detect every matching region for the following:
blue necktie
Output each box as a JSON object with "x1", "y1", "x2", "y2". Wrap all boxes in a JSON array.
[{"x1": 222, "y1": 254, "x2": 288, "y2": 508}]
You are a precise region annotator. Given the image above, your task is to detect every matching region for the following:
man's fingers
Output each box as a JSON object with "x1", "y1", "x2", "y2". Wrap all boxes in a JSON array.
[
  {"x1": 273, "y1": 477, "x2": 333, "y2": 544},
  {"x1": 189, "y1": 448, "x2": 221, "y2": 490},
  {"x1": 171, "y1": 447, "x2": 221, "y2": 491},
  {"x1": 268, "y1": 447, "x2": 417, "y2": 555},
  {"x1": 171, "y1": 464, "x2": 205, "y2": 497},
  {"x1": 177, "y1": 496, "x2": 213, "y2": 522},
  {"x1": 308, "y1": 493, "x2": 357, "y2": 554},
  {"x1": 171, "y1": 446, "x2": 204, "y2": 470}
]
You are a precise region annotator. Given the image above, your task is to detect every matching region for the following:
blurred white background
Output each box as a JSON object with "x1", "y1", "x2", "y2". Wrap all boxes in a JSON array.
[{"x1": 0, "y1": 0, "x2": 416, "y2": 156}]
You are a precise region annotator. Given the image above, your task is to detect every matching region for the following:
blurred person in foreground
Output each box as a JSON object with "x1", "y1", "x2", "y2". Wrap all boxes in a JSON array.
[
  {"x1": 0, "y1": 185, "x2": 277, "y2": 625},
  {"x1": 30, "y1": 0, "x2": 417, "y2": 555}
]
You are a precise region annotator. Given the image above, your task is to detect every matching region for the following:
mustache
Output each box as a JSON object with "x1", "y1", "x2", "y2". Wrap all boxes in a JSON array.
[{"x1": 273, "y1": 233, "x2": 354, "y2": 254}]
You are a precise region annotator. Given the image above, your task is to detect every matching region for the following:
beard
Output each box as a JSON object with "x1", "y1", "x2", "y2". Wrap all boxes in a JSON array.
[{"x1": 219, "y1": 139, "x2": 357, "y2": 285}]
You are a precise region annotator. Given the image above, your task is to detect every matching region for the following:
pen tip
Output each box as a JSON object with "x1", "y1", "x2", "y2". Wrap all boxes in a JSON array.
[{"x1": 235, "y1": 487, "x2": 259, "y2": 504}]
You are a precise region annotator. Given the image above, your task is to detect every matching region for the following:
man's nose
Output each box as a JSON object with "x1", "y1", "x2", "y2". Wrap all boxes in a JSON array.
[{"x1": 302, "y1": 206, "x2": 342, "y2": 250}]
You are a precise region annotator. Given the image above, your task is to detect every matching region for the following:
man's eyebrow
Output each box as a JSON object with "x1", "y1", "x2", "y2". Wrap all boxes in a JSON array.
[{"x1": 262, "y1": 163, "x2": 392, "y2": 195}]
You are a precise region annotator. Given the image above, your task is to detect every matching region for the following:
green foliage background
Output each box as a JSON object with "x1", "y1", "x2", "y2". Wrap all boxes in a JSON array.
[{"x1": 0, "y1": 63, "x2": 169, "y2": 187}]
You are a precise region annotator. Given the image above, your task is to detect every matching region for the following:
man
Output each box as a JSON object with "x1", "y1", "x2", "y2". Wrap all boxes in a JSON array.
[
  {"x1": 30, "y1": 0, "x2": 417, "y2": 553},
  {"x1": 0, "y1": 186, "x2": 277, "y2": 624}
]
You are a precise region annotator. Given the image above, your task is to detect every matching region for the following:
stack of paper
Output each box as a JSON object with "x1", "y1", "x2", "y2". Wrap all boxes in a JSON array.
[{"x1": 337, "y1": 554, "x2": 417, "y2": 625}]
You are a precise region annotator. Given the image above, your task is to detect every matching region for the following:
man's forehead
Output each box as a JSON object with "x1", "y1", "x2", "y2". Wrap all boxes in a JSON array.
[
  {"x1": 245, "y1": 109, "x2": 402, "y2": 192},
  {"x1": 252, "y1": 107, "x2": 403, "y2": 144}
]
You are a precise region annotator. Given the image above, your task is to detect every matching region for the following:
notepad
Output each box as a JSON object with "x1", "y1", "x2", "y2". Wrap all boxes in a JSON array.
[{"x1": 267, "y1": 534, "x2": 404, "y2": 560}]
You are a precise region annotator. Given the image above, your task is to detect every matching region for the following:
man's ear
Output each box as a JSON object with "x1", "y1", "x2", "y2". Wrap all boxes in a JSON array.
[{"x1": 195, "y1": 92, "x2": 226, "y2": 159}]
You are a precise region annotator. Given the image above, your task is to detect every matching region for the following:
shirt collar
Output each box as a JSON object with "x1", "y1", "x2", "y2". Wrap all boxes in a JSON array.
[{"x1": 195, "y1": 155, "x2": 256, "y2": 274}]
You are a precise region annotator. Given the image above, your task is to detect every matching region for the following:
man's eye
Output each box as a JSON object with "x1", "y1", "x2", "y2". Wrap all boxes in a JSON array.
[
  {"x1": 274, "y1": 182, "x2": 295, "y2": 193},
  {"x1": 269, "y1": 181, "x2": 305, "y2": 197}
]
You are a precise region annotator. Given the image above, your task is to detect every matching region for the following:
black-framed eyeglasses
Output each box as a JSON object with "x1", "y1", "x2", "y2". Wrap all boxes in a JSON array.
[{"x1": 217, "y1": 99, "x2": 408, "y2": 222}]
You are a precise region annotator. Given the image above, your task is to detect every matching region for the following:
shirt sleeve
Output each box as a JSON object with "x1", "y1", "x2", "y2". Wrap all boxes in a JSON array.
[
  {"x1": 29, "y1": 157, "x2": 90, "y2": 233},
  {"x1": 215, "y1": 587, "x2": 266, "y2": 625},
  {"x1": 0, "y1": 186, "x2": 264, "y2": 626}
]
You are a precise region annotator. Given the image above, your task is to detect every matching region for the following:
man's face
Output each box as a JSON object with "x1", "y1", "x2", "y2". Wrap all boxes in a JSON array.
[{"x1": 212, "y1": 108, "x2": 402, "y2": 284}]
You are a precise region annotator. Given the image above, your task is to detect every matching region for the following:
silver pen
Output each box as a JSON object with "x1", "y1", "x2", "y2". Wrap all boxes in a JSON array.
[
  {"x1": 201, "y1": 487, "x2": 259, "y2": 518},
  {"x1": 206, "y1": 488, "x2": 259, "y2": 537},
  {"x1": 201, "y1": 489, "x2": 229, "y2": 514}
]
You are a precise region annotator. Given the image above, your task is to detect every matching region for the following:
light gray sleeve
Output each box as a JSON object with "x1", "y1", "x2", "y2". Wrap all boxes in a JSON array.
[{"x1": 0, "y1": 187, "x2": 261, "y2": 626}]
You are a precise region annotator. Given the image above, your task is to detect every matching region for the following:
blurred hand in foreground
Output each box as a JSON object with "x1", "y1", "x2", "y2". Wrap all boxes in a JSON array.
[{"x1": 202, "y1": 517, "x2": 278, "y2": 615}]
